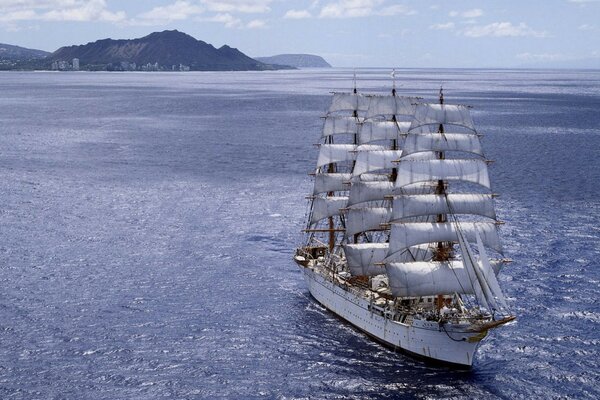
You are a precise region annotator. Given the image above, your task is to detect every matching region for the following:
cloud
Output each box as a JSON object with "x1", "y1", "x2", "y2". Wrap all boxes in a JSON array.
[
  {"x1": 208, "y1": 12, "x2": 243, "y2": 28},
  {"x1": 516, "y1": 52, "x2": 568, "y2": 62},
  {"x1": 283, "y1": 9, "x2": 312, "y2": 19},
  {"x1": 205, "y1": 12, "x2": 264, "y2": 28},
  {"x1": 449, "y1": 8, "x2": 483, "y2": 18},
  {"x1": 463, "y1": 22, "x2": 549, "y2": 38},
  {"x1": 461, "y1": 8, "x2": 483, "y2": 18},
  {"x1": 318, "y1": 0, "x2": 416, "y2": 18},
  {"x1": 578, "y1": 24, "x2": 596, "y2": 30},
  {"x1": 377, "y1": 5, "x2": 416, "y2": 16},
  {"x1": 319, "y1": 0, "x2": 380, "y2": 18},
  {"x1": 134, "y1": 1, "x2": 204, "y2": 25},
  {"x1": 246, "y1": 18, "x2": 266, "y2": 28},
  {"x1": 200, "y1": 0, "x2": 273, "y2": 14},
  {"x1": 0, "y1": 0, "x2": 126, "y2": 23},
  {"x1": 429, "y1": 22, "x2": 454, "y2": 30}
]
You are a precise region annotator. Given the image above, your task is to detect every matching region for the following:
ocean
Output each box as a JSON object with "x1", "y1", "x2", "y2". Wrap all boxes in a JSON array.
[{"x1": 0, "y1": 69, "x2": 598, "y2": 399}]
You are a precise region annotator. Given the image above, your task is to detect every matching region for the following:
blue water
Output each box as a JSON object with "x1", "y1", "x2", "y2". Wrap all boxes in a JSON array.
[{"x1": 0, "y1": 69, "x2": 599, "y2": 399}]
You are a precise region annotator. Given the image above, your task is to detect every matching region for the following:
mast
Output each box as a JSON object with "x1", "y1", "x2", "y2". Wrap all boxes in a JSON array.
[
  {"x1": 342, "y1": 71, "x2": 421, "y2": 277},
  {"x1": 390, "y1": 69, "x2": 398, "y2": 183},
  {"x1": 327, "y1": 133, "x2": 336, "y2": 251},
  {"x1": 306, "y1": 76, "x2": 367, "y2": 253},
  {"x1": 386, "y1": 91, "x2": 509, "y2": 313},
  {"x1": 352, "y1": 72, "x2": 359, "y2": 244},
  {"x1": 434, "y1": 86, "x2": 449, "y2": 262}
]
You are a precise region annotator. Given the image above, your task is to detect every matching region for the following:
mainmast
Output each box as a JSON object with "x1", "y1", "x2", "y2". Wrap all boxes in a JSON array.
[
  {"x1": 342, "y1": 71, "x2": 422, "y2": 277},
  {"x1": 327, "y1": 135, "x2": 336, "y2": 251},
  {"x1": 434, "y1": 87, "x2": 450, "y2": 261},
  {"x1": 390, "y1": 69, "x2": 398, "y2": 183}
]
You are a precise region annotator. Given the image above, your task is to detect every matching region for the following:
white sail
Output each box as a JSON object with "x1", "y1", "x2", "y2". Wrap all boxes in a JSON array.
[
  {"x1": 343, "y1": 243, "x2": 389, "y2": 276},
  {"x1": 345, "y1": 243, "x2": 433, "y2": 277},
  {"x1": 348, "y1": 181, "x2": 394, "y2": 206},
  {"x1": 395, "y1": 159, "x2": 491, "y2": 189},
  {"x1": 365, "y1": 95, "x2": 418, "y2": 119},
  {"x1": 457, "y1": 228, "x2": 490, "y2": 310},
  {"x1": 309, "y1": 196, "x2": 348, "y2": 225},
  {"x1": 408, "y1": 124, "x2": 436, "y2": 134},
  {"x1": 359, "y1": 120, "x2": 408, "y2": 144},
  {"x1": 348, "y1": 181, "x2": 432, "y2": 206},
  {"x1": 476, "y1": 229, "x2": 509, "y2": 310},
  {"x1": 313, "y1": 173, "x2": 352, "y2": 195},
  {"x1": 353, "y1": 150, "x2": 403, "y2": 177},
  {"x1": 322, "y1": 116, "x2": 359, "y2": 137},
  {"x1": 345, "y1": 207, "x2": 391, "y2": 236},
  {"x1": 392, "y1": 194, "x2": 496, "y2": 221},
  {"x1": 360, "y1": 173, "x2": 392, "y2": 182},
  {"x1": 386, "y1": 260, "x2": 476, "y2": 297},
  {"x1": 403, "y1": 133, "x2": 483, "y2": 157},
  {"x1": 386, "y1": 244, "x2": 433, "y2": 263},
  {"x1": 328, "y1": 92, "x2": 370, "y2": 114},
  {"x1": 410, "y1": 103, "x2": 475, "y2": 131},
  {"x1": 387, "y1": 222, "x2": 503, "y2": 257},
  {"x1": 316, "y1": 144, "x2": 356, "y2": 168}
]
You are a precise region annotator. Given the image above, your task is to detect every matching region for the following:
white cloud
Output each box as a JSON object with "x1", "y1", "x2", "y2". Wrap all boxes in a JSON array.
[
  {"x1": 205, "y1": 11, "x2": 264, "y2": 28},
  {"x1": 462, "y1": 8, "x2": 483, "y2": 18},
  {"x1": 377, "y1": 5, "x2": 416, "y2": 16},
  {"x1": 200, "y1": 0, "x2": 273, "y2": 14},
  {"x1": 318, "y1": 0, "x2": 415, "y2": 18},
  {"x1": 463, "y1": 22, "x2": 549, "y2": 38},
  {"x1": 578, "y1": 24, "x2": 596, "y2": 30},
  {"x1": 0, "y1": 0, "x2": 126, "y2": 23},
  {"x1": 319, "y1": 0, "x2": 380, "y2": 18},
  {"x1": 208, "y1": 12, "x2": 243, "y2": 28},
  {"x1": 429, "y1": 22, "x2": 454, "y2": 30},
  {"x1": 246, "y1": 18, "x2": 266, "y2": 28},
  {"x1": 516, "y1": 52, "x2": 568, "y2": 62},
  {"x1": 283, "y1": 9, "x2": 311, "y2": 19},
  {"x1": 134, "y1": 1, "x2": 204, "y2": 25},
  {"x1": 449, "y1": 8, "x2": 483, "y2": 18}
]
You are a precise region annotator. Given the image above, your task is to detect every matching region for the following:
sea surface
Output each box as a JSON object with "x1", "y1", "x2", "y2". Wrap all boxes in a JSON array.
[{"x1": 0, "y1": 69, "x2": 599, "y2": 399}]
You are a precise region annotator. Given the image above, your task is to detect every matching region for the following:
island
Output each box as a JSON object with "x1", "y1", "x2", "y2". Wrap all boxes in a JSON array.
[
  {"x1": 254, "y1": 54, "x2": 331, "y2": 68},
  {"x1": 0, "y1": 30, "x2": 294, "y2": 72}
]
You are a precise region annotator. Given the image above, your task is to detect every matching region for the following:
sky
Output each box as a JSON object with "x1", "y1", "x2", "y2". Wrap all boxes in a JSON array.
[{"x1": 0, "y1": 0, "x2": 598, "y2": 68}]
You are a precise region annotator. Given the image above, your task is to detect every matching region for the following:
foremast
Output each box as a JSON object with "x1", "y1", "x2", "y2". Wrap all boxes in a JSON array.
[
  {"x1": 386, "y1": 91, "x2": 512, "y2": 318},
  {"x1": 302, "y1": 78, "x2": 368, "y2": 260}
]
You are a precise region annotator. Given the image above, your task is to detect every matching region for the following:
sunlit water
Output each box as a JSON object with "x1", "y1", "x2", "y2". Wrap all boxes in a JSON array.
[{"x1": 0, "y1": 69, "x2": 599, "y2": 399}]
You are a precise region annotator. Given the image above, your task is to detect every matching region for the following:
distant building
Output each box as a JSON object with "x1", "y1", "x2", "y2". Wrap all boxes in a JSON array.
[
  {"x1": 141, "y1": 62, "x2": 160, "y2": 71},
  {"x1": 179, "y1": 64, "x2": 190, "y2": 72},
  {"x1": 51, "y1": 61, "x2": 59, "y2": 70},
  {"x1": 72, "y1": 58, "x2": 79, "y2": 70},
  {"x1": 58, "y1": 60, "x2": 68, "y2": 70}
]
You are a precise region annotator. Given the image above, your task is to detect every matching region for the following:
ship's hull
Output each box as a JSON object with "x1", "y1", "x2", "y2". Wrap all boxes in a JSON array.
[{"x1": 302, "y1": 267, "x2": 484, "y2": 368}]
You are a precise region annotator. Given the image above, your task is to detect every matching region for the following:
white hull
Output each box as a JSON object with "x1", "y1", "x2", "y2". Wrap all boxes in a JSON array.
[{"x1": 303, "y1": 267, "x2": 484, "y2": 367}]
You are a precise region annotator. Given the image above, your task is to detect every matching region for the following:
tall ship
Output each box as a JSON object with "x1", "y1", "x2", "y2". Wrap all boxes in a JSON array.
[{"x1": 294, "y1": 76, "x2": 515, "y2": 367}]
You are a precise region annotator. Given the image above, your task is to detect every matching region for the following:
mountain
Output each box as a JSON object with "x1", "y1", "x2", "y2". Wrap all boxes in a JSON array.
[
  {"x1": 47, "y1": 30, "x2": 288, "y2": 71},
  {"x1": 254, "y1": 54, "x2": 331, "y2": 68},
  {"x1": 0, "y1": 43, "x2": 49, "y2": 61}
]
